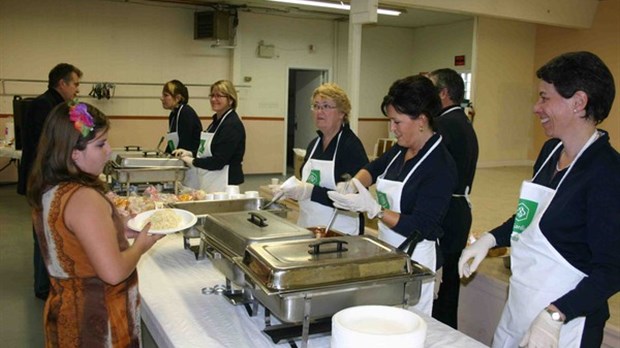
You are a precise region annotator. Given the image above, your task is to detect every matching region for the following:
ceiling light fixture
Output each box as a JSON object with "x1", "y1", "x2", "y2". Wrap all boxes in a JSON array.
[{"x1": 267, "y1": 0, "x2": 401, "y2": 16}]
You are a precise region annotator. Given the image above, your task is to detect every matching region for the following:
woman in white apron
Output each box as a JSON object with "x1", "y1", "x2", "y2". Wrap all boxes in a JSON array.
[
  {"x1": 160, "y1": 80, "x2": 202, "y2": 155},
  {"x1": 329, "y1": 75, "x2": 457, "y2": 315},
  {"x1": 458, "y1": 51, "x2": 619, "y2": 348},
  {"x1": 277, "y1": 83, "x2": 368, "y2": 235},
  {"x1": 173, "y1": 80, "x2": 246, "y2": 192}
]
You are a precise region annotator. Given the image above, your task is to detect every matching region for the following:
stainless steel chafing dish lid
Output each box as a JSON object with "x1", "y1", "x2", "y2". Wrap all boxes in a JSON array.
[
  {"x1": 202, "y1": 210, "x2": 314, "y2": 257},
  {"x1": 113, "y1": 154, "x2": 184, "y2": 168},
  {"x1": 241, "y1": 235, "x2": 433, "y2": 291}
]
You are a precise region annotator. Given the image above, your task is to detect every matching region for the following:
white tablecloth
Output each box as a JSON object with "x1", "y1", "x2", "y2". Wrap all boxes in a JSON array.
[{"x1": 138, "y1": 234, "x2": 488, "y2": 348}]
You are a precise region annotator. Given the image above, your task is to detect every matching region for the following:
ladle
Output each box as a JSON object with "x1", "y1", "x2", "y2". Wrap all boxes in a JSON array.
[{"x1": 323, "y1": 174, "x2": 352, "y2": 234}]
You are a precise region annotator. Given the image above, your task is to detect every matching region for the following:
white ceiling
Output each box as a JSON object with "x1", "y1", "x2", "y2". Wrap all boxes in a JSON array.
[{"x1": 131, "y1": 0, "x2": 473, "y2": 28}]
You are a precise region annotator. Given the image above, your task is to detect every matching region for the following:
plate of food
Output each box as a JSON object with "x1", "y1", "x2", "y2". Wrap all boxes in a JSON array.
[{"x1": 127, "y1": 208, "x2": 197, "y2": 234}]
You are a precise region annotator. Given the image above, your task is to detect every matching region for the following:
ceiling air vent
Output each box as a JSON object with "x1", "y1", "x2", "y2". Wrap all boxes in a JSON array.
[{"x1": 194, "y1": 10, "x2": 230, "y2": 40}]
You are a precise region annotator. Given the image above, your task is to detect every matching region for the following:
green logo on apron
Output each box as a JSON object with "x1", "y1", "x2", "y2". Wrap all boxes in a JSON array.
[
  {"x1": 512, "y1": 198, "x2": 538, "y2": 234},
  {"x1": 376, "y1": 190, "x2": 390, "y2": 209},
  {"x1": 167, "y1": 140, "x2": 176, "y2": 151},
  {"x1": 306, "y1": 169, "x2": 320, "y2": 186},
  {"x1": 198, "y1": 139, "x2": 206, "y2": 154}
]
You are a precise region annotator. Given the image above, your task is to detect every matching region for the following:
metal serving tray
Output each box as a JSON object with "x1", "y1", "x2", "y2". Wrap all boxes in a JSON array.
[
  {"x1": 114, "y1": 155, "x2": 183, "y2": 168},
  {"x1": 203, "y1": 210, "x2": 313, "y2": 258},
  {"x1": 234, "y1": 235, "x2": 434, "y2": 323},
  {"x1": 240, "y1": 235, "x2": 413, "y2": 291}
]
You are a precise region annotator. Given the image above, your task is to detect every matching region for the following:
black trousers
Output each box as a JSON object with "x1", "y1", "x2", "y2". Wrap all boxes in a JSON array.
[
  {"x1": 432, "y1": 197, "x2": 472, "y2": 329},
  {"x1": 33, "y1": 226, "x2": 49, "y2": 298},
  {"x1": 432, "y1": 251, "x2": 461, "y2": 329}
]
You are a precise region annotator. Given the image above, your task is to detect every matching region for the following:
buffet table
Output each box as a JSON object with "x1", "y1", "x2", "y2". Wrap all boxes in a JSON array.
[{"x1": 138, "y1": 233, "x2": 487, "y2": 348}]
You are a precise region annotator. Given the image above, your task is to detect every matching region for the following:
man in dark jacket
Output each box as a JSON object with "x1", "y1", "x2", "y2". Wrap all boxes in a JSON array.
[
  {"x1": 18, "y1": 63, "x2": 82, "y2": 300},
  {"x1": 428, "y1": 68, "x2": 479, "y2": 329}
]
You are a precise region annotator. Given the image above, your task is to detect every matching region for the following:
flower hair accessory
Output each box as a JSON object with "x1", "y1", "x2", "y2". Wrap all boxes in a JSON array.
[{"x1": 69, "y1": 100, "x2": 94, "y2": 137}]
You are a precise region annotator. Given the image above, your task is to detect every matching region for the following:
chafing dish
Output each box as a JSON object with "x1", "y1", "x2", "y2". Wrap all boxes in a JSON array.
[
  {"x1": 168, "y1": 199, "x2": 288, "y2": 255},
  {"x1": 233, "y1": 235, "x2": 434, "y2": 346},
  {"x1": 201, "y1": 210, "x2": 314, "y2": 288},
  {"x1": 105, "y1": 154, "x2": 186, "y2": 195}
]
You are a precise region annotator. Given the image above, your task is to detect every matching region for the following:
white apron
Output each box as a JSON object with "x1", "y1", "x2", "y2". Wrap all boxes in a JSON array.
[
  {"x1": 184, "y1": 109, "x2": 232, "y2": 192},
  {"x1": 377, "y1": 136, "x2": 442, "y2": 315},
  {"x1": 165, "y1": 104, "x2": 184, "y2": 151},
  {"x1": 298, "y1": 131, "x2": 360, "y2": 235},
  {"x1": 492, "y1": 131, "x2": 599, "y2": 348}
]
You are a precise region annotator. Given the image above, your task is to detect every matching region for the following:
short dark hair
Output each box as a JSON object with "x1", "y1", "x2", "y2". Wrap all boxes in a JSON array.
[
  {"x1": 48, "y1": 63, "x2": 82, "y2": 89},
  {"x1": 163, "y1": 80, "x2": 190, "y2": 104},
  {"x1": 536, "y1": 51, "x2": 615, "y2": 125},
  {"x1": 381, "y1": 75, "x2": 441, "y2": 130},
  {"x1": 429, "y1": 68, "x2": 465, "y2": 104}
]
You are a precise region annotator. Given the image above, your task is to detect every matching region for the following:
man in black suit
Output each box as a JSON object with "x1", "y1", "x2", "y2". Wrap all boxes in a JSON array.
[
  {"x1": 18, "y1": 63, "x2": 82, "y2": 300},
  {"x1": 428, "y1": 68, "x2": 479, "y2": 329}
]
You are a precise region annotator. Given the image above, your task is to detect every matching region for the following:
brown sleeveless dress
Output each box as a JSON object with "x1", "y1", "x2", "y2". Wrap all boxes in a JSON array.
[{"x1": 34, "y1": 182, "x2": 140, "y2": 348}]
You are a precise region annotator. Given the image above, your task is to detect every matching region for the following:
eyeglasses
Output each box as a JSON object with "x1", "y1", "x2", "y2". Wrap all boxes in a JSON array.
[
  {"x1": 209, "y1": 94, "x2": 227, "y2": 99},
  {"x1": 311, "y1": 103, "x2": 338, "y2": 111}
]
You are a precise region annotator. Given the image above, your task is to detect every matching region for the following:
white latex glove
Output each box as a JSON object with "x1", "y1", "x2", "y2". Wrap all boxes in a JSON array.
[
  {"x1": 335, "y1": 180, "x2": 357, "y2": 194},
  {"x1": 458, "y1": 233, "x2": 496, "y2": 278},
  {"x1": 180, "y1": 156, "x2": 194, "y2": 168},
  {"x1": 278, "y1": 177, "x2": 314, "y2": 201},
  {"x1": 519, "y1": 310, "x2": 562, "y2": 348},
  {"x1": 327, "y1": 178, "x2": 381, "y2": 219},
  {"x1": 172, "y1": 148, "x2": 192, "y2": 157}
]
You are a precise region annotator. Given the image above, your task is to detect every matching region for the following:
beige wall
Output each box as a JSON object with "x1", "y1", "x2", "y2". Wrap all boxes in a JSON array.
[
  {"x1": 473, "y1": 17, "x2": 537, "y2": 167},
  {"x1": 532, "y1": 0, "x2": 620, "y2": 157}
]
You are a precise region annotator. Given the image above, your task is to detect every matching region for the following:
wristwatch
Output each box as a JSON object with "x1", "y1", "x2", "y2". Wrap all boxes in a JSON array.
[
  {"x1": 377, "y1": 207, "x2": 386, "y2": 220},
  {"x1": 545, "y1": 307, "x2": 564, "y2": 322}
]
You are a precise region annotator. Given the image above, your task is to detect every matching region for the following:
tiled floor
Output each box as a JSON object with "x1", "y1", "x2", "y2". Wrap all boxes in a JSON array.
[{"x1": 1, "y1": 167, "x2": 617, "y2": 346}]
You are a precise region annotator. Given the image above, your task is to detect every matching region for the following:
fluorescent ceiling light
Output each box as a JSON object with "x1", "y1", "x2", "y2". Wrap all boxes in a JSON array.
[{"x1": 267, "y1": 0, "x2": 401, "y2": 16}]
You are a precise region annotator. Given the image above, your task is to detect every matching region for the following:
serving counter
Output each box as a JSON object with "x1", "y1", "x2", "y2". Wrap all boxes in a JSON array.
[{"x1": 138, "y1": 233, "x2": 487, "y2": 348}]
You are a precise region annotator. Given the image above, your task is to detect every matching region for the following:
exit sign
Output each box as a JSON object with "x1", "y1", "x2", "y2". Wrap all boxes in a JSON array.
[{"x1": 454, "y1": 55, "x2": 466, "y2": 66}]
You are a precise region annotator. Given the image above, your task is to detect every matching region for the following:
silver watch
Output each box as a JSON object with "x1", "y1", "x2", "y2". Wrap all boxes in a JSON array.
[
  {"x1": 377, "y1": 207, "x2": 386, "y2": 220},
  {"x1": 546, "y1": 307, "x2": 564, "y2": 322}
]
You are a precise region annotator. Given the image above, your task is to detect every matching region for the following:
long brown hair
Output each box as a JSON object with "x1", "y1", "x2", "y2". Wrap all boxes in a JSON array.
[{"x1": 27, "y1": 102, "x2": 110, "y2": 210}]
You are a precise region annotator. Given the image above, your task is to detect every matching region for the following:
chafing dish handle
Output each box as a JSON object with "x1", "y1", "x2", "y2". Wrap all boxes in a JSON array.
[
  {"x1": 398, "y1": 230, "x2": 422, "y2": 257},
  {"x1": 308, "y1": 240, "x2": 348, "y2": 255},
  {"x1": 247, "y1": 212, "x2": 269, "y2": 227},
  {"x1": 124, "y1": 145, "x2": 141, "y2": 151}
]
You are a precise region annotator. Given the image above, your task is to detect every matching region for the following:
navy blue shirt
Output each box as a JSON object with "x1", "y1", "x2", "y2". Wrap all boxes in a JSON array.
[
  {"x1": 365, "y1": 133, "x2": 457, "y2": 241},
  {"x1": 193, "y1": 109, "x2": 246, "y2": 185},
  {"x1": 165, "y1": 103, "x2": 202, "y2": 156},
  {"x1": 491, "y1": 131, "x2": 620, "y2": 324}
]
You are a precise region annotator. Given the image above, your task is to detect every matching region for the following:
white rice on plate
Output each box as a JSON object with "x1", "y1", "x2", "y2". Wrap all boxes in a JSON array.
[{"x1": 146, "y1": 209, "x2": 182, "y2": 230}]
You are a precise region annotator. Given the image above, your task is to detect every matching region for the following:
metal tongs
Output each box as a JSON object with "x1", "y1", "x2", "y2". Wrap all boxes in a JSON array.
[
  {"x1": 261, "y1": 190, "x2": 283, "y2": 210},
  {"x1": 324, "y1": 173, "x2": 352, "y2": 233}
]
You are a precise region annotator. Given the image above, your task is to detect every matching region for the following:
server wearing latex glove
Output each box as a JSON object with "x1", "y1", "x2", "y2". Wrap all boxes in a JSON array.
[
  {"x1": 328, "y1": 75, "x2": 457, "y2": 316},
  {"x1": 172, "y1": 148, "x2": 192, "y2": 158},
  {"x1": 275, "y1": 176, "x2": 313, "y2": 202},
  {"x1": 292, "y1": 83, "x2": 368, "y2": 235},
  {"x1": 458, "y1": 52, "x2": 620, "y2": 348}
]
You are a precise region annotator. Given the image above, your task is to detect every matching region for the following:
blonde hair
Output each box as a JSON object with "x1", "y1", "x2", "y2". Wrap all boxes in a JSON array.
[
  {"x1": 311, "y1": 83, "x2": 351, "y2": 123},
  {"x1": 211, "y1": 80, "x2": 238, "y2": 109}
]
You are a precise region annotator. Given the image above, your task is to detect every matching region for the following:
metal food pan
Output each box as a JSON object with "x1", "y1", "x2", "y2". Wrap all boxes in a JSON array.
[
  {"x1": 170, "y1": 198, "x2": 287, "y2": 219},
  {"x1": 115, "y1": 156, "x2": 183, "y2": 168},
  {"x1": 109, "y1": 166, "x2": 187, "y2": 184},
  {"x1": 236, "y1": 257, "x2": 428, "y2": 323},
  {"x1": 241, "y1": 235, "x2": 414, "y2": 291}
]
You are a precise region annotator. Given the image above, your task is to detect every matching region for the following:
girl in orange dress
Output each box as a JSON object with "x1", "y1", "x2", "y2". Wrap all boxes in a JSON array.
[{"x1": 27, "y1": 101, "x2": 163, "y2": 347}]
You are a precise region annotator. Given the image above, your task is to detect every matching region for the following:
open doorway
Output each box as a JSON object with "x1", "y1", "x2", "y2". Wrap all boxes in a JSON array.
[{"x1": 286, "y1": 68, "x2": 328, "y2": 171}]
